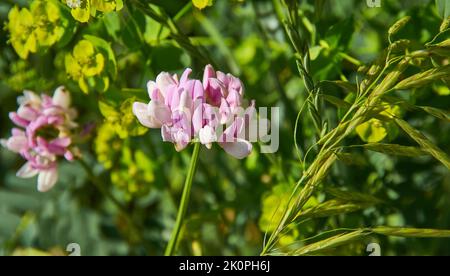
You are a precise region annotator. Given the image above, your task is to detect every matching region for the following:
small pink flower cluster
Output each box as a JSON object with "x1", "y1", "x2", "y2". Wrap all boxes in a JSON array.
[
  {"x1": 133, "y1": 65, "x2": 256, "y2": 159},
  {"x1": 1, "y1": 87, "x2": 78, "y2": 192}
]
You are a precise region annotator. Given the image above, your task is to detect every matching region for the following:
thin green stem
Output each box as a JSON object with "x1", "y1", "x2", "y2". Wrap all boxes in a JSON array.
[{"x1": 165, "y1": 143, "x2": 201, "y2": 256}]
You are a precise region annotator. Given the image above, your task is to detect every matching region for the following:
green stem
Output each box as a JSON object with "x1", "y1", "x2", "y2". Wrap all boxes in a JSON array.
[{"x1": 165, "y1": 143, "x2": 201, "y2": 256}]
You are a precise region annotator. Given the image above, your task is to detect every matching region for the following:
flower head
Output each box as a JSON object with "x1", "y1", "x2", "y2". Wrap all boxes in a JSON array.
[
  {"x1": 1, "y1": 87, "x2": 79, "y2": 192},
  {"x1": 65, "y1": 39, "x2": 106, "y2": 93},
  {"x1": 133, "y1": 65, "x2": 255, "y2": 159}
]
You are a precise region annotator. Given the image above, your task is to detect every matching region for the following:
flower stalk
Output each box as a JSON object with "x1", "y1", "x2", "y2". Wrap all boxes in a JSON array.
[{"x1": 165, "y1": 143, "x2": 201, "y2": 256}]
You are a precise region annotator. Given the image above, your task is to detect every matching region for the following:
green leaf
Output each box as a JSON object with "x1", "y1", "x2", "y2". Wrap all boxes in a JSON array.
[
  {"x1": 395, "y1": 118, "x2": 450, "y2": 169},
  {"x1": 322, "y1": 94, "x2": 352, "y2": 108},
  {"x1": 324, "y1": 80, "x2": 357, "y2": 94},
  {"x1": 436, "y1": 0, "x2": 450, "y2": 18},
  {"x1": 103, "y1": 13, "x2": 121, "y2": 40},
  {"x1": 325, "y1": 18, "x2": 355, "y2": 50},
  {"x1": 0, "y1": 211, "x2": 22, "y2": 237},
  {"x1": 0, "y1": 190, "x2": 41, "y2": 212}
]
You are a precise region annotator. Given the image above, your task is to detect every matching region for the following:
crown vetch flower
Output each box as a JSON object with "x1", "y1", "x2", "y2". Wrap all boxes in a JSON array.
[
  {"x1": 1, "y1": 87, "x2": 79, "y2": 192},
  {"x1": 133, "y1": 65, "x2": 255, "y2": 159}
]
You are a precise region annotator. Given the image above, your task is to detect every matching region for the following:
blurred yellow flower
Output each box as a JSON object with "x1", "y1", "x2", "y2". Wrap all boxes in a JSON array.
[
  {"x1": 65, "y1": 40, "x2": 105, "y2": 93},
  {"x1": 192, "y1": 0, "x2": 213, "y2": 10},
  {"x1": 6, "y1": 0, "x2": 66, "y2": 59},
  {"x1": 64, "y1": 0, "x2": 123, "y2": 22}
]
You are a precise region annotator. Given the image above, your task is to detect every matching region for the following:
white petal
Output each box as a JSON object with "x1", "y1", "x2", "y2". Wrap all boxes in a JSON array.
[
  {"x1": 199, "y1": 125, "x2": 217, "y2": 145},
  {"x1": 147, "y1": 81, "x2": 157, "y2": 99},
  {"x1": 219, "y1": 139, "x2": 253, "y2": 159},
  {"x1": 18, "y1": 90, "x2": 41, "y2": 106},
  {"x1": 53, "y1": 86, "x2": 71, "y2": 108},
  {"x1": 148, "y1": 101, "x2": 172, "y2": 125},
  {"x1": 175, "y1": 89, "x2": 193, "y2": 115},
  {"x1": 132, "y1": 102, "x2": 160, "y2": 128},
  {"x1": 6, "y1": 136, "x2": 28, "y2": 153},
  {"x1": 17, "y1": 106, "x2": 37, "y2": 121},
  {"x1": 37, "y1": 168, "x2": 58, "y2": 192},
  {"x1": 16, "y1": 162, "x2": 39, "y2": 178},
  {"x1": 156, "y1": 72, "x2": 177, "y2": 96}
]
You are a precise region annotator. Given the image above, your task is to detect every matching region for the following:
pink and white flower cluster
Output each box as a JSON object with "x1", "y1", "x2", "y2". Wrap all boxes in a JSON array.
[
  {"x1": 1, "y1": 87, "x2": 78, "y2": 192},
  {"x1": 133, "y1": 65, "x2": 256, "y2": 159}
]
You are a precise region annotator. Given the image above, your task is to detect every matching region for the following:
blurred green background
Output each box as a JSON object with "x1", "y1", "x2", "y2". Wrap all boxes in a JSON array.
[{"x1": 0, "y1": 0, "x2": 449, "y2": 256}]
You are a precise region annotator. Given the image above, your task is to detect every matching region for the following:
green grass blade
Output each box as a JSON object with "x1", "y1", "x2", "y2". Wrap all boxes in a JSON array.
[
  {"x1": 292, "y1": 230, "x2": 370, "y2": 255},
  {"x1": 363, "y1": 143, "x2": 428, "y2": 157},
  {"x1": 373, "y1": 227, "x2": 450, "y2": 238},
  {"x1": 395, "y1": 118, "x2": 450, "y2": 169}
]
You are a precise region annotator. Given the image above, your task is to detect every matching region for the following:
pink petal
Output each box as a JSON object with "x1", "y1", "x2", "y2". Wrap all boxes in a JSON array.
[
  {"x1": 221, "y1": 119, "x2": 239, "y2": 143},
  {"x1": 169, "y1": 88, "x2": 181, "y2": 110},
  {"x1": 148, "y1": 101, "x2": 172, "y2": 125},
  {"x1": 219, "y1": 139, "x2": 253, "y2": 159},
  {"x1": 179, "y1": 68, "x2": 193, "y2": 85},
  {"x1": 17, "y1": 106, "x2": 38, "y2": 121},
  {"x1": 206, "y1": 78, "x2": 225, "y2": 106},
  {"x1": 219, "y1": 98, "x2": 231, "y2": 124},
  {"x1": 229, "y1": 75, "x2": 243, "y2": 95},
  {"x1": 192, "y1": 105, "x2": 204, "y2": 135},
  {"x1": 203, "y1": 64, "x2": 216, "y2": 89},
  {"x1": 16, "y1": 162, "x2": 39, "y2": 178},
  {"x1": 12, "y1": 128, "x2": 25, "y2": 137},
  {"x1": 177, "y1": 89, "x2": 192, "y2": 113},
  {"x1": 226, "y1": 89, "x2": 242, "y2": 110},
  {"x1": 9, "y1": 112, "x2": 29, "y2": 128},
  {"x1": 3, "y1": 135, "x2": 28, "y2": 153},
  {"x1": 173, "y1": 130, "x2": 190, "y2": 152},
  {"x1": 46, "y1": 138, "x2": 70, "y2": 155},
  {"x1": 161, "y1": 125, "x2": 173, "y2": 142},
  {"x1": 217, "y1": 71, "x2": 229, "y2": 87},
  {"x1": 132, "y1": 102, "x2": 160, "y2": 128},
  {"x1": 64, "y1": 150, "x2": 74, "y2": 161},
  {"x1": 156, "y1": 72, "x2": 177, "y2": 96},
  {"x1": 51, "y1": 137, "x2": 72, "y2": 148},
  {"x1": 147, "y1": 81, "x2": 157, "y2": 99},
  {"x1": 189, "y1": 80, "x2": 204, "y2": 101}
]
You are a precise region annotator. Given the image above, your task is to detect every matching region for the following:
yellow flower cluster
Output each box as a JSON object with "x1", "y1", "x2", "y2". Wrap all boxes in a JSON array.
[
  {"x1": 7, "y1": 0, "x2": 67, "y2": 59},
  {"x1": 65, "y1": 40, "x2": 105, "y2": 93},
  {"x1": 64, "y1": 0, "x2": 123, "y2": 22}
]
